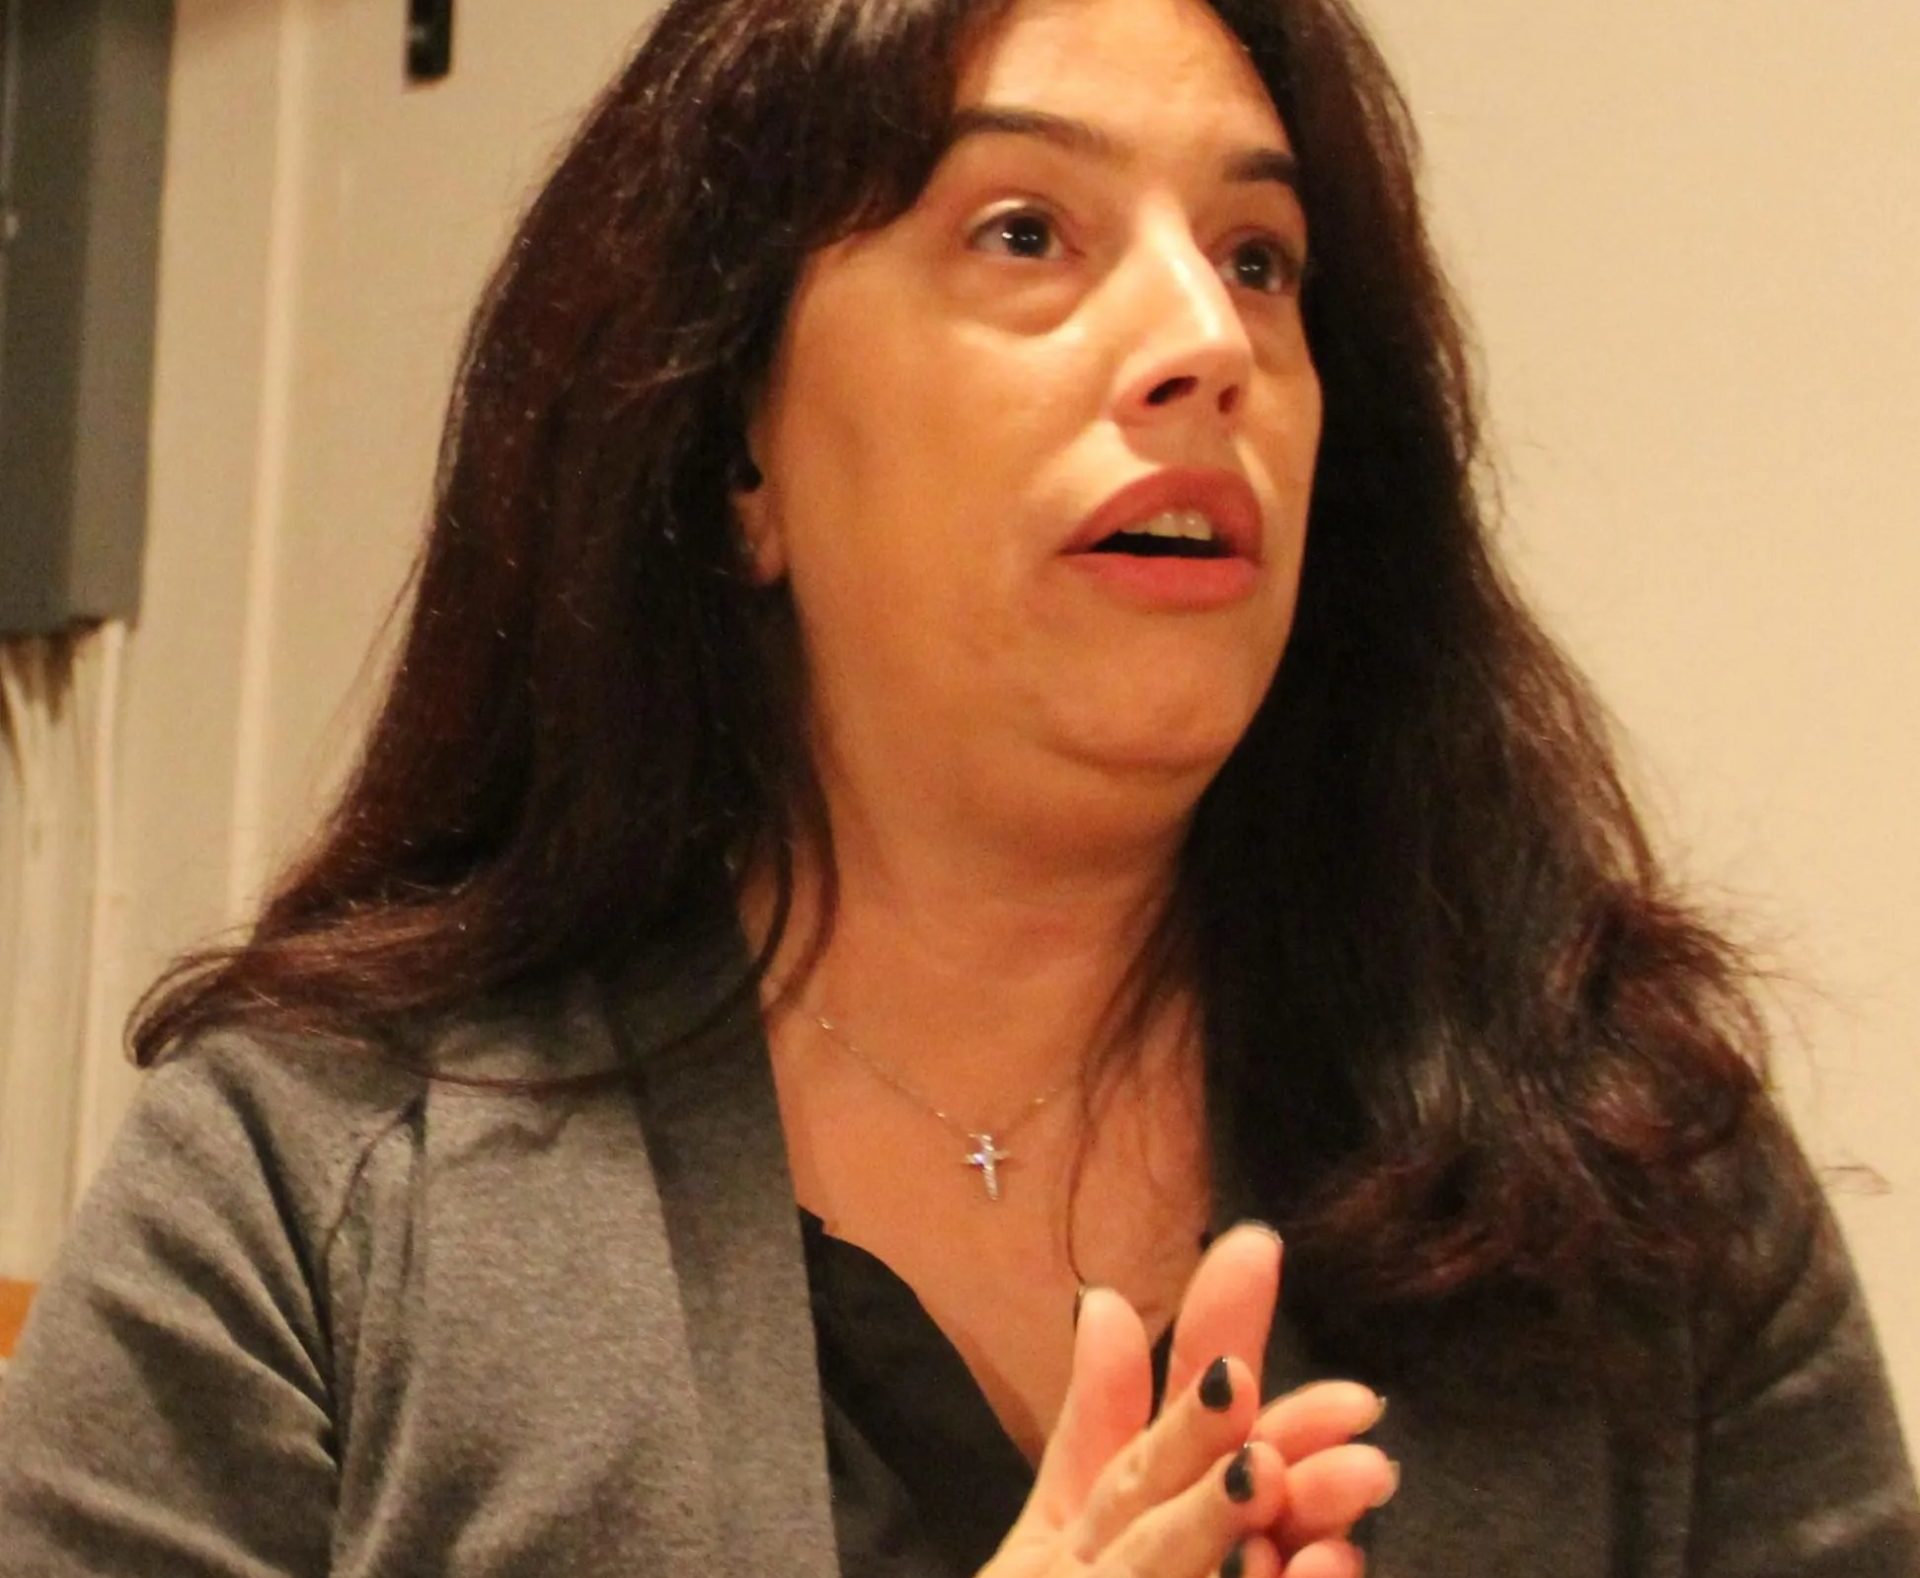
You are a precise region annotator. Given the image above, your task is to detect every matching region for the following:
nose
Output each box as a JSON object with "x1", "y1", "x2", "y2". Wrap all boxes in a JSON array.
[{"x1": 1109, "y1": 219, "x2": 1253, "y2": 428}]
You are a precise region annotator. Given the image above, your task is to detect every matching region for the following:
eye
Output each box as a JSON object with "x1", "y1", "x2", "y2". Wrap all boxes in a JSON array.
[
  {"x1": 1223, "y1": 235, "x2": 1306, "y2": 297},
  {"x1": 965, "y1": 205, "x2": 1306, "y2": 294},
  {"x1": 968, "y1": 206, "x2": 1066, "y2": 262}
]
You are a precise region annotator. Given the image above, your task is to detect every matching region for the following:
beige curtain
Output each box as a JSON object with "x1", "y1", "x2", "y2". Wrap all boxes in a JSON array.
[{"x1": 0, "y1": 623, "x2": 126, "y2": 1280}]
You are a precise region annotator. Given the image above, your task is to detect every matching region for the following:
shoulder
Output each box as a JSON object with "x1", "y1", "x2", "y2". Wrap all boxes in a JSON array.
[
  {"x1": 1684, "y1": 1099, "x2": 1880, "y2": 1415},
  {"x1": 1674, "y1": 1103, "x2": 1920, "y2": 1567},
  {"x1": 95, "y1": 1030, "x2": 423, "y2": 1286},
  {"x1": 113, "y1": 900, "x2": 750, "y2": 1207},
  {"x1": 111, "y1": 969, "x2": 648, "y2": 1252}
]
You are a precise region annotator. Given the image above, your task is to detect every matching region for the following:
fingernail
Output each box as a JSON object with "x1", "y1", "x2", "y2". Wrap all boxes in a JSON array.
[
  {"x1": 1223, "y1": 1444, "x2": 1255, "y2": 1504},
  {"x1": 1365, "y1": 1392, "x2": 1389, "y2": 1430},
  {"x1": 1199, "y1": 1356, "x2": 1234, "y2": 1411},
  {"x1": 1236, "y1": 1218, "x2": 1284, "y2": 1247},
  {"x1": 1221, "y1": 1541, "x2": 1246, "y2": 1578},
  {"x1": 1072, "y1": 1284, "x2": 1089, "y2": 1329},
  {"x1": 1372, "y1": 1459, "x2": 1402, "y2": 1508}
]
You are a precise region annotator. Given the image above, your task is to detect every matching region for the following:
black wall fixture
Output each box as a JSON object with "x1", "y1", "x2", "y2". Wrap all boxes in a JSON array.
[
  {"x1": 406, "y1": 0, "x2": 454, "y2": 84},
  {"x1": 0, "y1": 0, "x2": 173, "y2": 637}
]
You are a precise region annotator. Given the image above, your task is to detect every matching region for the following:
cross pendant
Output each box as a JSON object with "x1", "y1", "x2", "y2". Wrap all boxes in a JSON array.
[{"x1": 965, "y1": 1133, "x2": 1011, "y2": 1202}]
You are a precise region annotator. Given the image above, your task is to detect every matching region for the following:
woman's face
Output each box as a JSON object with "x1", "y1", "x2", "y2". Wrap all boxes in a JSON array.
[{"x1": 737, "y1": 0, "x2": 1321, "y2": 841}]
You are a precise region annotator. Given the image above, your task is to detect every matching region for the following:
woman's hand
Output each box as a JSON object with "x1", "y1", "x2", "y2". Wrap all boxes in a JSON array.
[
  {"x1": 981, "y1": 1225, "x2": 1396, "y2": 1578},
  {"x1": 1247, "y1": 1381, "x2": 1398, "y2": 1576},
  {"x1": 984, "y1": 1291, "x2": 1286, "y2": 1578}
]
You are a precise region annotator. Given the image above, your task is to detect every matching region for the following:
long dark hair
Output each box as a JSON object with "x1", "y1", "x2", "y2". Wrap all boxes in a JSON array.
[{"x1": 134, "y1": 0, "x2": 1772, "y2": 1357}]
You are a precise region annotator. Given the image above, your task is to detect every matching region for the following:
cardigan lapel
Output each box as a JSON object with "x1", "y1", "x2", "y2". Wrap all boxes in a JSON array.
[{"x1": 604, "y1": 921, "x2": 842, "y2": 1578}]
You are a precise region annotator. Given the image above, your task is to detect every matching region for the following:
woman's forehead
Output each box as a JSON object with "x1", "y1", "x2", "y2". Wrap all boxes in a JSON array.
[{"x1": 952, "y1": 0, "x2": 1289, "y2": 149}]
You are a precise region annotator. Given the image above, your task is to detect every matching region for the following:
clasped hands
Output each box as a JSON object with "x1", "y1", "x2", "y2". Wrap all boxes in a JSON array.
[{"x1": 983, "y1": 1225, "x2": 1396, "y2": 1578}]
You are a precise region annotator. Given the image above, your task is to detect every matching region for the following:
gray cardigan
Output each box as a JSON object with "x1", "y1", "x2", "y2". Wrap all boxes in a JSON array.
[{"x1": 1, "y1": 934, "x2": 1916, "y2": 1576}]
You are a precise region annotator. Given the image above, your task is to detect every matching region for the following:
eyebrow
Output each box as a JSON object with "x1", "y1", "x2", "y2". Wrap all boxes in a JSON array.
[{"x1": 942, "y1": 105, "x2": 1302, "y2": 191}]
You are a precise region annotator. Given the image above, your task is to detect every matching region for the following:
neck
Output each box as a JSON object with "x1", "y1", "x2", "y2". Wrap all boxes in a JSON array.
[{"x1": 743, "y1": 773, "x2": 1196, "y2": 1113}]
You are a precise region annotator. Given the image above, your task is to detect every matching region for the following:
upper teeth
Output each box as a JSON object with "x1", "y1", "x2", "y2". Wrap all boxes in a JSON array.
[{"x1": 1131, "y1": 509, "x2": 1218, "y2": 542}]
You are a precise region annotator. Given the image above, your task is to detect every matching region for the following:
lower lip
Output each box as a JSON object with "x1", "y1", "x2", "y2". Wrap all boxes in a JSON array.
[{"x1": 1061, "y1": 552, "x2": 1259, "y2": 610}]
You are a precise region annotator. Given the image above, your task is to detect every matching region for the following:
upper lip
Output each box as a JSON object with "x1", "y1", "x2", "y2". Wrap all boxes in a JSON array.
[{"x1": 1062, "y1": 468, "x2": 1263, "y2": 562}]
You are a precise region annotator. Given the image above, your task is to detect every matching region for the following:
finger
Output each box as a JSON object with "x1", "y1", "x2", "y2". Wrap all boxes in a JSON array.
[
  {"x1": 1222, "y1": 1532, "x2": 1283, "y2": 1578},
  {"x1": 1093, "y1": 1441, "x2": 1287, "y2": 1578},
  {"x1": 1021, "y1": 1286, "x2": 1155, "y2": 1532},
  {"x1": 1073, "y1": 1352, "x2": 1262, "y2": 1558},
  {"x1": 1249, "y1": 1382, "x2": 1385, "y2": 1462},
  {"x1": 1281, "y1": 1538, "x2": 1366, "y2": 1578},
  {"x1": 1163, "y1": 1223, "x2": 1283, "y2": 1406},
  {"x1": 1274, "y1": 1445, "x2": 1397, "y2": 1548}
]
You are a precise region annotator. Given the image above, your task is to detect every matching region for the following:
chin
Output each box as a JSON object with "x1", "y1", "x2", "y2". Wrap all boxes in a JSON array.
[
  {"x1": 1047, "y1": 707, "x2": 1256, "y2": 791},
  {"x1": 1063, "y1": 663, "x2": 1268, "y2": 760}
]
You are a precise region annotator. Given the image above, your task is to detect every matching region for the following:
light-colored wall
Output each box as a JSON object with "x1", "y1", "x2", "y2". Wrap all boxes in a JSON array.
[
  {"x1": 242, "y1": 0, "x2": 654, "y2": 885},
  {"x1": 101, "y1": 0, "x2": 1913, "y2": 1433},
  {"x1": 1360, "y1": 0, "x2": 1920, "y2": 1432},
  {"x1": 84, "y1": 0, "x2": 653, "y2": 1167}
]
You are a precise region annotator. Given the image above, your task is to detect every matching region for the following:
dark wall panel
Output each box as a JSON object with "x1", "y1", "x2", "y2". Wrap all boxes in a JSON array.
[{"x1": 0, "y1": 0, "x2": 171, "y2": 637}]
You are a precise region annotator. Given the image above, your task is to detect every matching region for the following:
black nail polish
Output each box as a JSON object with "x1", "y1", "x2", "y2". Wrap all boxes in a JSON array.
[
  {"x1": 1221, "y1": 1541, "x2": 1246, "y2": 1578},
  {"x1": 1224, "y1": 1444, "x2": 1255, "y2": 1504},
  {"x1": 1199, "y1": 1356, "x2": 1233, "y2": 1411}
]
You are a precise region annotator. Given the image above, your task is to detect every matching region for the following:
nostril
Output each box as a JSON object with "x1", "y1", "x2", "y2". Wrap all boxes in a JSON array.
[{"x1": 1143, "y1": 376, "x2": 1240, "y2": 413}]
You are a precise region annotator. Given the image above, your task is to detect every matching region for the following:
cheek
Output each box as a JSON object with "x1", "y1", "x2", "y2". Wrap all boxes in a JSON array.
[
  {"x1": 765, "y1": 388, "x2": 1000, "y2": 694},
  {"x1": 1264, "y1": 342, "x2": 1324, "y2": 467},
  {"x1": 769, "y1": 318, "x2": 1076, "y2": 611},
  {"x1": 1258, "y1": 368, "x2": 1324, "y2": 568}
]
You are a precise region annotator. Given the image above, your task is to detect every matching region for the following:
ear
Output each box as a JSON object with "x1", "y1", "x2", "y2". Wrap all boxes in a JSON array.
[
  {"x1": 730, "y1": 402, "x2": 787, "y2": 585},
  {"x1": 731, "y1": 462, "x2": 786, "y2": 585}
]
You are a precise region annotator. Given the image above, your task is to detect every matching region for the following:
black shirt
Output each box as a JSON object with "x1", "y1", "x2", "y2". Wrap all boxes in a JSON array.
[{"x1": 800, "y1": 1208, "x2": 1180, "y2": 1578}]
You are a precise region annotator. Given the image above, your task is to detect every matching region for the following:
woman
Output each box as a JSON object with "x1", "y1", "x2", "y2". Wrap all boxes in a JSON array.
[{"x1": 0, "y1": 0, "x2": 1913, "y2": 1572}]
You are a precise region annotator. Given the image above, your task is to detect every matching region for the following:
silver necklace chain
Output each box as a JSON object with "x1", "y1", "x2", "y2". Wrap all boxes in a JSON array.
[{"x1": 810, "y1": 1012, "x2": 1079, "y2": 1203}]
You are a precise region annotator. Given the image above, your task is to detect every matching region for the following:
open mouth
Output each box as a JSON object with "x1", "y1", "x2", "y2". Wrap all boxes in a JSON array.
[
  {"x1": 1065, "y1": 502, "x2": 1260, "y2": 609},
  {"x1": 1061, "y1": 475, "x2": 1262, "y2": 603},
  {"x1": 1078, "y1": 506, "x2": 1238, "y2": 561},
  {"x1": 1085, "y1": 531, "x2": 1233, "y2": 560}
]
